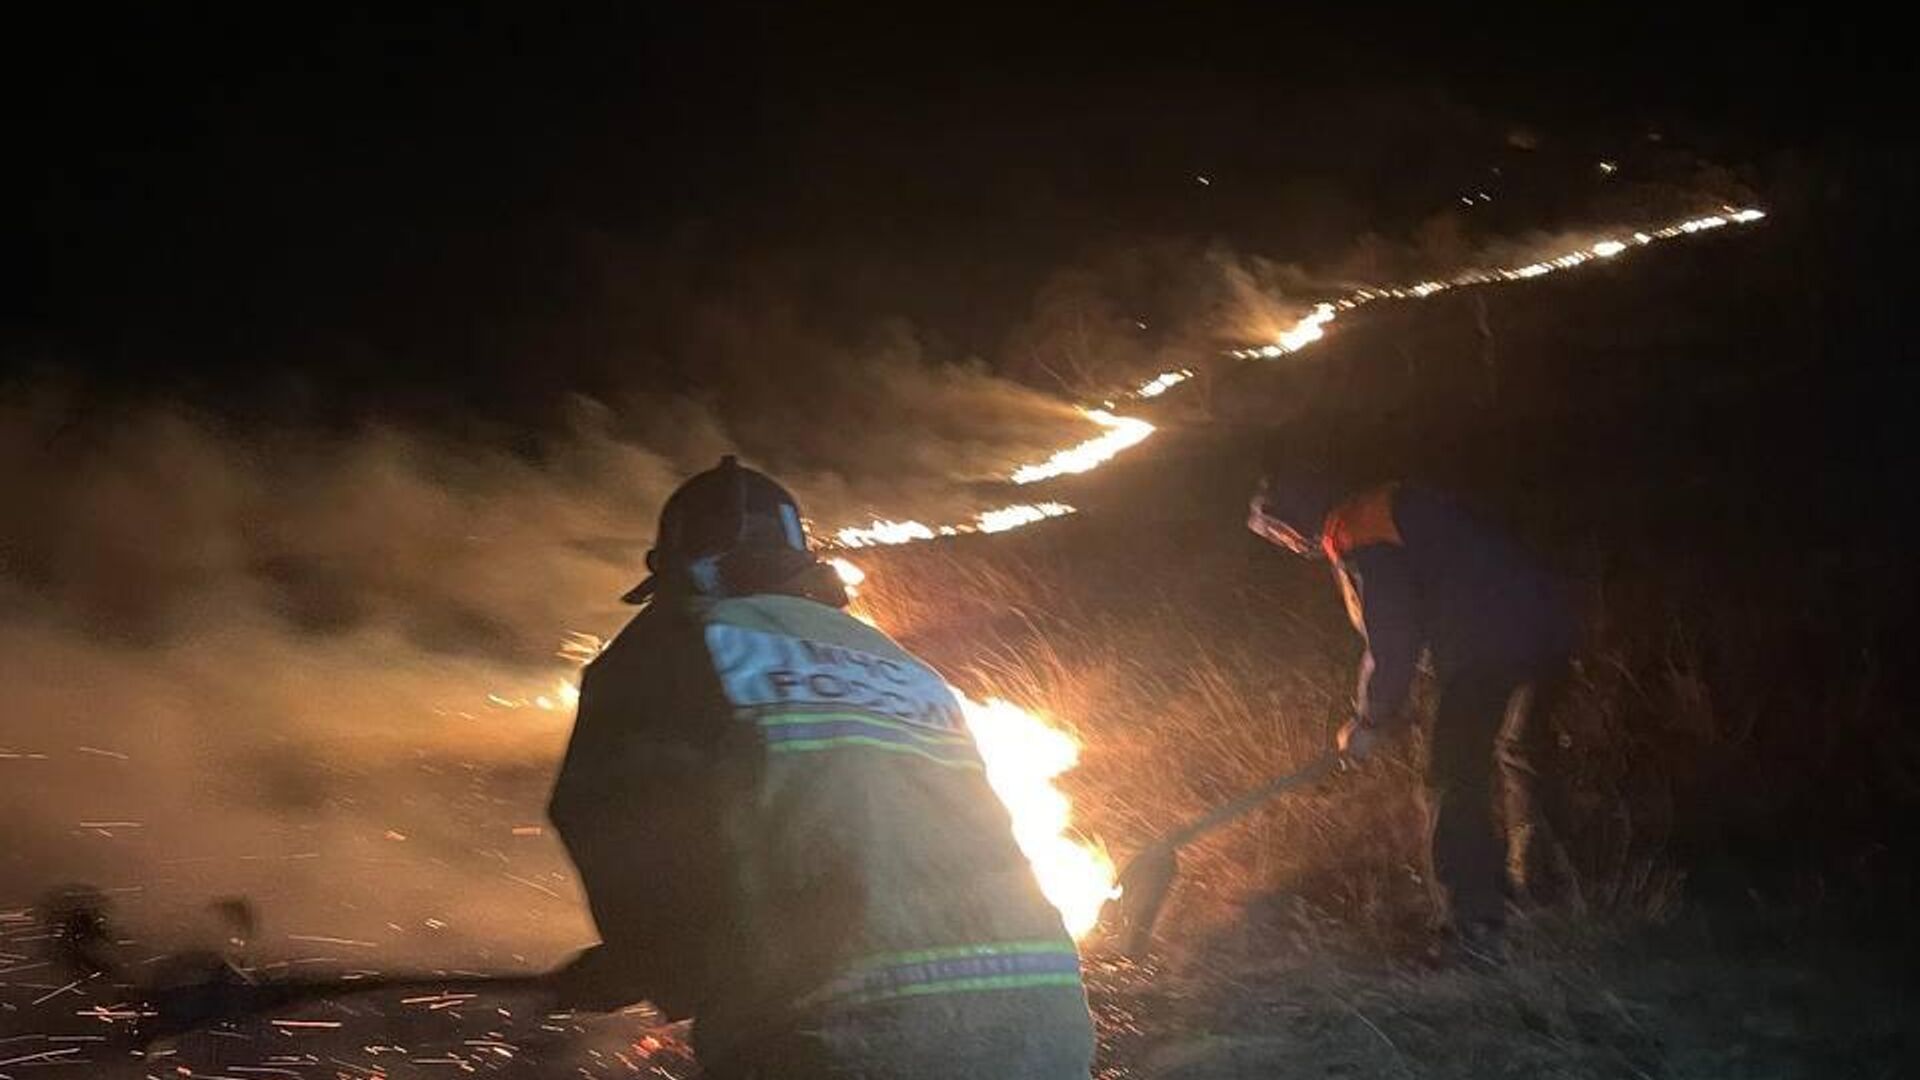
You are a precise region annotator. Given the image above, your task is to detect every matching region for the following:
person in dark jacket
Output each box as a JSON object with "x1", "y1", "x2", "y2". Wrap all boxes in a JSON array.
[
  {"x1": 548, "y1": 456, "x2": 1095, "y2": 1079},
  {"x1": 1248, "y1": 459, "x2": 1578, "y2": 967}
]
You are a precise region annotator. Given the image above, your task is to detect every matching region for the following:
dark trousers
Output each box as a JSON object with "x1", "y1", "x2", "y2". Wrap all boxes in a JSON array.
[{"x1": 1425, "y1": 660, "x2": 1572, "y2": 929}]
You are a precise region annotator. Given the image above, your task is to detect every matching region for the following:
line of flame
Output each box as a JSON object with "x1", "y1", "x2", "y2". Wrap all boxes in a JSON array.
[
  {"x1": 1010, "y1": 410, "x2": 1157, "y2": 485},
  {"x1": 819, "y1": 208, "x2": 1766, "y2": 553},
  {"x1": 833, "y1": 501, "x2": 1076, "y2": 549},
  {"x1": 1229, "y1": 206, "x2": 1767, "y2": 360},
  {"x1": 497, "y1": 203, "x2": 1774, "y2": 939}
]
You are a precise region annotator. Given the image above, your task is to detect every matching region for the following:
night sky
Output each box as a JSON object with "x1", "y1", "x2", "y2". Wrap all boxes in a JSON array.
[{"x1": 11, "y1": 8, "x2": 1892, "y2": 426}]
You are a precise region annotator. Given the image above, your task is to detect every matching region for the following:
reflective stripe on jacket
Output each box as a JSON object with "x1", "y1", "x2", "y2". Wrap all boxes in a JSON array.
[{"x1": 548, "y1": 577, "x2": 1089, "y2": 1067}]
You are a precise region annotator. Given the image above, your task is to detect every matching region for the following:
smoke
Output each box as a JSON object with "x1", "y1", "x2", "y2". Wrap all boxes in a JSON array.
[
  {"x1": 0, "y1": 327, "x2": 1080, "y2": 962},
  {"x1": 1001, "y1": 240, "x2": 1327, "y2": 402},
  {"x1": 0, "y1": 97, "x2": 1761, "y2": 965},
  {"x1": 0, "y1": 390, "x2": 624, "y2": 959}
]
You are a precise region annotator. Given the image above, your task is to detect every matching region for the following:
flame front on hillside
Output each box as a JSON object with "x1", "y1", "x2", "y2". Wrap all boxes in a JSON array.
[
  {"x1": 1229, "y1": 206, "x2": 1768, "y2": 360},
  {"x1": 827, "y1": 207, "x2": 1768, "y2": 555},
  {"x1": 1010, "y1": 410, "x2": 1156, "y2": 486},
  {"x1": 834, "y1": 501, "x2": 1078, "y2": 549},
  {"x1": 831, "y1": 409, "x2": 1151, "y2": 548},
  {"x1": 504, "y1": 203, "x2": 1775, "y2": 942}
]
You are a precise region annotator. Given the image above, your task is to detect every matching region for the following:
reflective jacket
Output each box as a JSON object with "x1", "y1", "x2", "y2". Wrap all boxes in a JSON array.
[
  {"x1": 547, "y1": 564, "x2": 1092, "y2": 1074},
  {"x1": 1323, "y1": 483, "x2": 1576, "y2": 729}
]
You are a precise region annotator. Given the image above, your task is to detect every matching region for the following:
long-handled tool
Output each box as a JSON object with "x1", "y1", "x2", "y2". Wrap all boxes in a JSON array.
[
  {"x1": 1102, "y1": 750, "x2": 1343, "y2": 956},
  {"x1": 43, "y1": 887, "x2": 566, "y2": 1045}
]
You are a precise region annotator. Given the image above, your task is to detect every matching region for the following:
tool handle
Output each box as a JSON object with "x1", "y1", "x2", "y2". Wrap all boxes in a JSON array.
[{"x1": 1161, "y1": 750, "x2": 1340, "y2": 849}]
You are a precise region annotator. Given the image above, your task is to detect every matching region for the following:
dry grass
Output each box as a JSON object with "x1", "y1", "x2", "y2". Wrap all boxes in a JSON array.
[
  {"x1": 848, "y1": 536, "x2": 1916, "y2": 1078},
  {"x1": 852, "y1": 532, "x2": 1697, "y2": 965},
  {"x1": 831, "y1": 224, "x2": 1920, "y2": 1075},
  {"x1": 856, "y1": 538, "x2": 1443, "y2": 957}
]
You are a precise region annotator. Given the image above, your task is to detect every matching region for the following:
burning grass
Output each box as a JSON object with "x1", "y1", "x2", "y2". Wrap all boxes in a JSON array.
[
  {"x1": 845, "y1": 485, "x2": 1909, "y2": 1076},
  {"x1": 850, "y1": 513, "x2": 1789, "y2": 973},
  {"x1": 837, "y1": 218, "x2": 1917, "y2": 1075},
  {"x1": 5, "y1": 203, "x2": 1910, "y2": 1076},
  {"x1": 848, "y1": 536, "x2": 1436, "y2": 961}
]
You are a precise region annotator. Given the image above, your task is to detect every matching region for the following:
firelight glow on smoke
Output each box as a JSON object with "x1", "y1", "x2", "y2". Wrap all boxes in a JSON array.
[
  {"x1": 509, "y1": 203, "x2": 1776, "y2": 941},
  {"x1": 824, "y1": 209, "x2": 1768, "y2": 557}
]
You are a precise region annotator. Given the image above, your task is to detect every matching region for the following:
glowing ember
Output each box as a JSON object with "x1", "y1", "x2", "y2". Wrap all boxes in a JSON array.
[
  {"x1": 1010, "y1": 409, "x2": 1156, "y2": 485},
  {"x1": 1592, "y1": 240, "x2": 1627, "y2": 258},
  {"x1": 959, "y1": 693, "x2": 1116, "y2": 937}
]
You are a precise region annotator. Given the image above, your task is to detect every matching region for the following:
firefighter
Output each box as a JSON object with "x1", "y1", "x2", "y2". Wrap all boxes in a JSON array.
[
  {"x1": 547, "y1": 456, "x2": 1095, "y2": 1079},
  {"x1": 1248, "y1": 453, "x2": 1578, "y2": 968}
]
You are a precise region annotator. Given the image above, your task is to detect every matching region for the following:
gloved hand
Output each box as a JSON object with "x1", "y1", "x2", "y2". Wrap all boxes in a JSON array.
[{"x1": 1336, "y1": 716, "x2": 1382, "y2": 761}]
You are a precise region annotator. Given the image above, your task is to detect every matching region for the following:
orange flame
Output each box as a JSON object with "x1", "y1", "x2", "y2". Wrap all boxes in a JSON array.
[
  {"x1": 959, "y1": 693, "x2": 1116, "y2": 937},
  {"x1": 1010, "y1": 410, "x2": 1156, "y2": 485},
  {"x1": 1233, "y1": 206, "x2": 1767, "y2": 359},
  {"x1": 834, "y1": 502, "x2": 1077, "y2": 549},
  {"x1": 819, "y1": 560, "x2": 1118, "y2": 938}
]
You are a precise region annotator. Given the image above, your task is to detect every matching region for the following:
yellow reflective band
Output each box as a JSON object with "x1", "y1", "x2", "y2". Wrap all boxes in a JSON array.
[{"x1": 766, "y1": 735, "x2": 985, "y2": 770}]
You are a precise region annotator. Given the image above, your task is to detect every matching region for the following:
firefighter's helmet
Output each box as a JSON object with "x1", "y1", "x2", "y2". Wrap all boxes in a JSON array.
[{"x1": 652, "y1": 455, "x2": 807, "y2": 566}]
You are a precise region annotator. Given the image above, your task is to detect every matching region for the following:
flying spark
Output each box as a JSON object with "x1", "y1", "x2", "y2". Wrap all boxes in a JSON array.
[{"x1": 509, "y1": 203, "x2": 1772, "y2": 942}]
